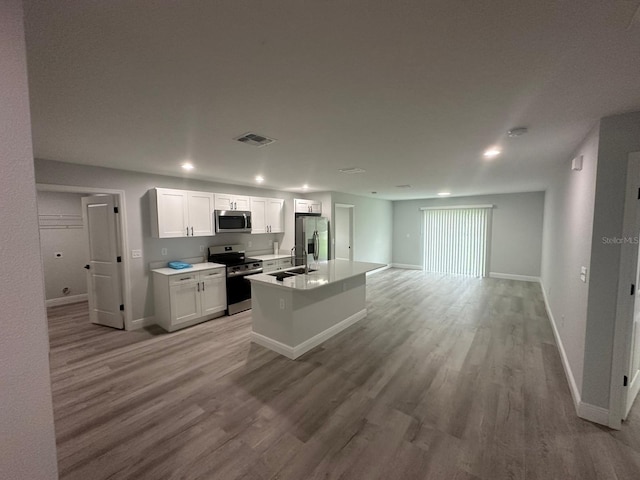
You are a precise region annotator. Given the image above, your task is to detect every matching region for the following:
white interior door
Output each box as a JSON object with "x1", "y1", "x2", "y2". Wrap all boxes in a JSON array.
[
  {"x1": 335, "y1": 205, "x2": 353, "y2": 261},
  {"x1": 82, "y1": 195, "x2": 124, "y2": 329},
  {"x1": 624, "y1": 154, "x2": 640, "y2": 418}
]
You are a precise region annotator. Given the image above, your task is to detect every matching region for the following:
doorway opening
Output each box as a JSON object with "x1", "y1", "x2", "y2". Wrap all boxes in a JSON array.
[
  {"x1": 335, "y1": 204, "x2": 354, "y2": 261},
  {"x1": 421, "y1": 205, "x2": 492, "y2": 277},
  {"x1": 36, "y1": 184, "x2": 132, "y2": 330}
]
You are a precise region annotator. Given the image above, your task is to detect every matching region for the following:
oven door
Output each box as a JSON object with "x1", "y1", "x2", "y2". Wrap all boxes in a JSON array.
[
  {"x1": 215, "y1": 210, "x2": 252, "y2": 233},
  {"x1": 226, "y1": 268, "x2": 262, "y2": 314}
]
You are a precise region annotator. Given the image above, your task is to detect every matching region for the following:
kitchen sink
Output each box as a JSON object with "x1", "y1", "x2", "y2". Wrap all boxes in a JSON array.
[
  {"x1": 286, "y1": 267, "x2": 317, "y2": 274},
  {"x1": 268, "y1": 272, "x2": 298, "y2": 281}
]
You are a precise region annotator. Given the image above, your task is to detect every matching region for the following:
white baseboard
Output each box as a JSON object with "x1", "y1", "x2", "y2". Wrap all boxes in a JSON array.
[
  {"x1": 540, "y1": 279, "x2": 613, "y2": 428},
  {"x1": 391, "y1": 263, "x2": 422, "y2": 270},
  {"x1": 577, "y1": 401, "x2": 611, "y2": 426},
  {"x1": 540, "y1": 280, "x2": 582, "y2": 413},
  {"x1": 251, "y1": 308, "x2": 367, "y2": 360},
  {"x1": 46, "y1": 294, "x2": 88, "y2": 307},
  {"x1": 130, "y1": 316, "x2": 156, "y2": 330},
  {"x1": 489, "y1": 272, "x2": 540, "y2": 283},
  {"x1": 367, "y1": 265, "x2": 391, "y2": 276}
]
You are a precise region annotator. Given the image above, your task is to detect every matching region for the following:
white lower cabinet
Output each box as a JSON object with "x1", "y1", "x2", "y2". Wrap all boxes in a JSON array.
[
  {"x1": 261, "y1": 256, "x2": 293, "y2": 273},
  {"x1": 153, "y1": 266, "x2": 227, "y2": 332}
]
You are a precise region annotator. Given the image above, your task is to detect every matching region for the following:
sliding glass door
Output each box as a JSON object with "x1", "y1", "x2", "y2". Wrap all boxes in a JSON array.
[{"x1": 422, "y1": 206, "x2": 491, "y2": 277}]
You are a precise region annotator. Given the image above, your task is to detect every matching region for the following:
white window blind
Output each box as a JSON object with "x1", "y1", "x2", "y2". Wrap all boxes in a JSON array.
[{"x1": 422, "y1": 206, "x2": 491, "y2": 277}]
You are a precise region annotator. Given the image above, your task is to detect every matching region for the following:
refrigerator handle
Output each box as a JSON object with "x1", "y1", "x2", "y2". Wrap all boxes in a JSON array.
[{"x1": 313, "y1": 231, "x2": 319, "y2": 261}]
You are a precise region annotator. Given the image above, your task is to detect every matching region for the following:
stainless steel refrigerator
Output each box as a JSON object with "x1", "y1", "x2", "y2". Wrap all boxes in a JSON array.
[{"x1": 294, "y1": 216, "x2": 330, "y2": 266}]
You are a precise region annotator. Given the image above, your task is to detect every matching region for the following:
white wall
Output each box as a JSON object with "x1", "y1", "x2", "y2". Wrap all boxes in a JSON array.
[
  {"x1": 540, "y1": 123, "x2": 599, "y2": 402},
  {"x1": 37, "y1": 191, "x2": 88, "y2": 301},
  {"x1": 0, "y1": 1, "x2": 59, "y2": 478},
  {"x1": 393, "y1": 191, "x2": 545, "y2": 277},
  {"x1": 35, "y1": 158, "x2": 301, "y2": 322}
]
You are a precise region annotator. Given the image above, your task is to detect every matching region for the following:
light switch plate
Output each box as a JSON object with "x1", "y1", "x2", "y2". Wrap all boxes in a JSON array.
[{"x1": 131, "y1": 249, "x2": 142, "y2": 258}]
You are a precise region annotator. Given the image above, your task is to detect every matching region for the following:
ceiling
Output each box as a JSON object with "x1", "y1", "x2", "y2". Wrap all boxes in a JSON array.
[{"x1": 23, "y1": 0, "x2": 640, "y2": 200}]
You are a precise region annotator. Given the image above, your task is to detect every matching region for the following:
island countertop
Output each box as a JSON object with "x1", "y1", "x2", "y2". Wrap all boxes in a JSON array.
[
  {"x1": 248, "y1": 259, "x2": 386, "y2": 290},
  {"x1": 151, "y1": 262, "x2": 225, "y2": 276}
]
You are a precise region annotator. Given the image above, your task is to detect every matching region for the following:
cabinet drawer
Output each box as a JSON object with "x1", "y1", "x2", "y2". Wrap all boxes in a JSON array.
[
  {"x1": 200, "y1": 268, "x2": 225, "y2": 278},
  {"x1": 169, "y1": 273, "x2": 199, "y2": 286},
  {"x1": 263, "y1": 260, "x2": 278, "y2": 273},
  {"x1": 277, "y1": 258, "x2": 293, "y2": 268}
]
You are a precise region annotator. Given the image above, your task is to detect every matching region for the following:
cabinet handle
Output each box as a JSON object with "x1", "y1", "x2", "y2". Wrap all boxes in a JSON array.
[
  {"x1": 191, "y1": 226, "x2": 194, "y2": 236},
  {"x1": 202, "y1": 281, "x2": 205, "y2": 291},
  {"x1": 186, "y1": 227, "x2": 189, "y2": 236},
  {"x1": 180, "y1": 277, "x2": 190, "y2": 281},
  {"x1": 197, "y1": 282, "x2": 200, "y2": 292}
]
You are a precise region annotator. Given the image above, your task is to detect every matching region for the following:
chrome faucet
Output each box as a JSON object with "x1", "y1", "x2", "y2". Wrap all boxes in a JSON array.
[{"x1": 291, "y1": 245, "x2": 309, "y2": 273}]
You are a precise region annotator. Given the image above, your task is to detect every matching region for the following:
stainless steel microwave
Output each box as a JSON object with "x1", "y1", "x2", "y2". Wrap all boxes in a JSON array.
[{"x1": 214, "y1": 210, "x2": 252, "y2": 233}]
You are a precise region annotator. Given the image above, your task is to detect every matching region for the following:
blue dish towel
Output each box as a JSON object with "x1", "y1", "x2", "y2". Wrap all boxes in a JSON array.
[{"x1": 168, "y1": 261, "x2": 192, "y2": 270}]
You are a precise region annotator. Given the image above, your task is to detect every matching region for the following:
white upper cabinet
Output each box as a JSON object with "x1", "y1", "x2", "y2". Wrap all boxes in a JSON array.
[
  {"x1": 150, "y1": 188, "x2": 214, "y2": 238},
  {"x1": 267, "y1": 198, "x2": 285, "y2": 233},
  {"x1": 250, "y1": 197, "x2": 267, "y2": 234},
  {"x1": 294, "y1": 198, "x2": 322, "y2": 214},
  {"x1": 215, "y1": 193, "x2": 251, "y2": 211},
  {"x1": 251, "y1": 197, "x2": 284, "y2": 234}
]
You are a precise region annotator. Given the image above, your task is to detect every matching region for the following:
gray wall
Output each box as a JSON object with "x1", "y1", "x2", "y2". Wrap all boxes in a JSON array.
[
  {"x1": 36, "y1": 159, "x2": 309, "y2": 322},
  {"x1": 0, "y1": 1, "x2": 59, "y2": 477},
  {"x1": 331, "y1": 191, "x2": 393, "y2": 265},
  {"x1": 540, "y1": 123, "x2": 599, "y2": 399},
  {"x1": 583, "y1": 112, "x2": 640, "y2": 408},
  {"x1": 37, "y1": 191, "x2": 89, "y2": 301},
  {"x1": 393, "y1": 192, "x2": 545, "y2": 277}
]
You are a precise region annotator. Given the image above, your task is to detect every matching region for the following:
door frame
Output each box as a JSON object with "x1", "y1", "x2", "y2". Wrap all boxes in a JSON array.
[
  {"x1": 610, "y1": 152, "x2": 640, "y2": 429},
  {"x1": 335, "y1": 203, "x2": 354, "y2": 261},
  {"x1": 36, "y1": 184, "x2": 133, "y2": 330}
]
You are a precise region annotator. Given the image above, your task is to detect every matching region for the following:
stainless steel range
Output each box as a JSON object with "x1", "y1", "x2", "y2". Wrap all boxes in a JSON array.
[{"x1": 208, "y1": 245, "x2": 263, "y2": 315}]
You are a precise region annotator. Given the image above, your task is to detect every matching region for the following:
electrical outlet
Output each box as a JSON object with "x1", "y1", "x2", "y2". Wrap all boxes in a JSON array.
[
  {"x1": 279, "y1": 298, "x2": 285, "y2": 310},
  {"x1": 248, "y1": 241, "x2": 253, "y2": 248},
  {"x1": 161, "y1": 248, "x2": 168, "y2": 256},
  {"x1": 200, "y1": 245, "x2": 205, "y2": 252},
  {"x1": 131, "y1": 249, "x2": 142, "y2": 258},
  {"x1": 54, "y1": 252, "x2": 63, "y2": 258}
]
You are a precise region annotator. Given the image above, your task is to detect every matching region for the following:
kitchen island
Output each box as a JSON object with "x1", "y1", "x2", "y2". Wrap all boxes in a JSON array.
[{"x1": 248, "y1": 259, "x2": 385, "y2": 359}]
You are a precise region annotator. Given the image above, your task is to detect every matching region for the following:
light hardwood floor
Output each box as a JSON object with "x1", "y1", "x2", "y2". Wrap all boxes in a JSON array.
[{"x1": 47, "y1": 269, "x2": 640, "y2": 479}]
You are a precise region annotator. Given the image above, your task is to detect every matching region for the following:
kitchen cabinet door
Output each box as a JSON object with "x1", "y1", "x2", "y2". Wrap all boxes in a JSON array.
[
  {"x1": 250, "y1": 197, "x2": 267, "y2": 234},
  {"x1": 200, "y1": 270, "x2": 226, "y2": 316},
  {"x1": 169, "y1": 281, "x2": 201, "y2": 326},
  {"x1": 233, "y1": 196, "x2": 251, "y2": 211},
  {"x1": 267, "y1": 198, "x2": 284, "y2": 233},
  {"x1": 215, "y1": 193, "x2": 251, "y2": 211},
  {"x1": 187, "y1": 191, "x2": 214, "y2": 236},
  {"x1": 153, "y1": 188, "x2": 189, "y2": 237},
  {"x1": 309, "y1": 200, "x2": 322, "y2": 214}
]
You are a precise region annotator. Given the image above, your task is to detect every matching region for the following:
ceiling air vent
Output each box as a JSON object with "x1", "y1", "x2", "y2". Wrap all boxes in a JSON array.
[
  {"x1": 235, "y1": 132, "x2": 276, "y2": 147},
  {"x1": 396, "y1": 184, "x2": 412, "y2": 189},
  {"x1": 338, "y1": 167, "x2": 366, "y2": 174}
]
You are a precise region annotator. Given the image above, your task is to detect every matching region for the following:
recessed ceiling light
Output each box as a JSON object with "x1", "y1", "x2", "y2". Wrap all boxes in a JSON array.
[
  {"x1": 483, "y1": 147, "x2": 501, "y2": 159},
  {"x1": 437, "y1": 192, "x2": 451, "y2": 196},
  {"x1": 181, "y1": 162, "x2": 194, "y2": 171},
  {"x1": 338, "y1": 167, "x2": 366, "y2": 174},
  {"x1": 302, "y1": 184, "x2": 309, "y2": 190},
  {"x1": 255, "y1": 175, "x2": 264, "y2": 184}
]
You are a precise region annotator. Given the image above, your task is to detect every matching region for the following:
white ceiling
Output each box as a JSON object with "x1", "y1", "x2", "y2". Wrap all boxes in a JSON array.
[{"x1": 24, "y1": 0, "x2": 640, "y2": 200}]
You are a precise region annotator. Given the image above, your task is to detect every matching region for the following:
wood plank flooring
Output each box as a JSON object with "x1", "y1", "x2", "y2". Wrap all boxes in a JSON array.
[{"x1": 47, "y1": 269, "x2": 640, "y2": 479}]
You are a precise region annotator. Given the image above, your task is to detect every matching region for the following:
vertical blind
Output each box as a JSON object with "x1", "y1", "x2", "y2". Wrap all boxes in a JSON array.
[{"x1": 422, "y1": 206, "x2": 491, "y2": 277}]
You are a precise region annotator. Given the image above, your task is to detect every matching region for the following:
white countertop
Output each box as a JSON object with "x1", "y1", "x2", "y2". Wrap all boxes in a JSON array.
[
  {"x1": 151, "y1": 262, "x2": 226, "y2": 276},
  {"x1": 248, "y1": 259, "x2": 386, "y2": 290},
  {"x1": 252, "y1": 253, "x2": 292, "y2": 261}
]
